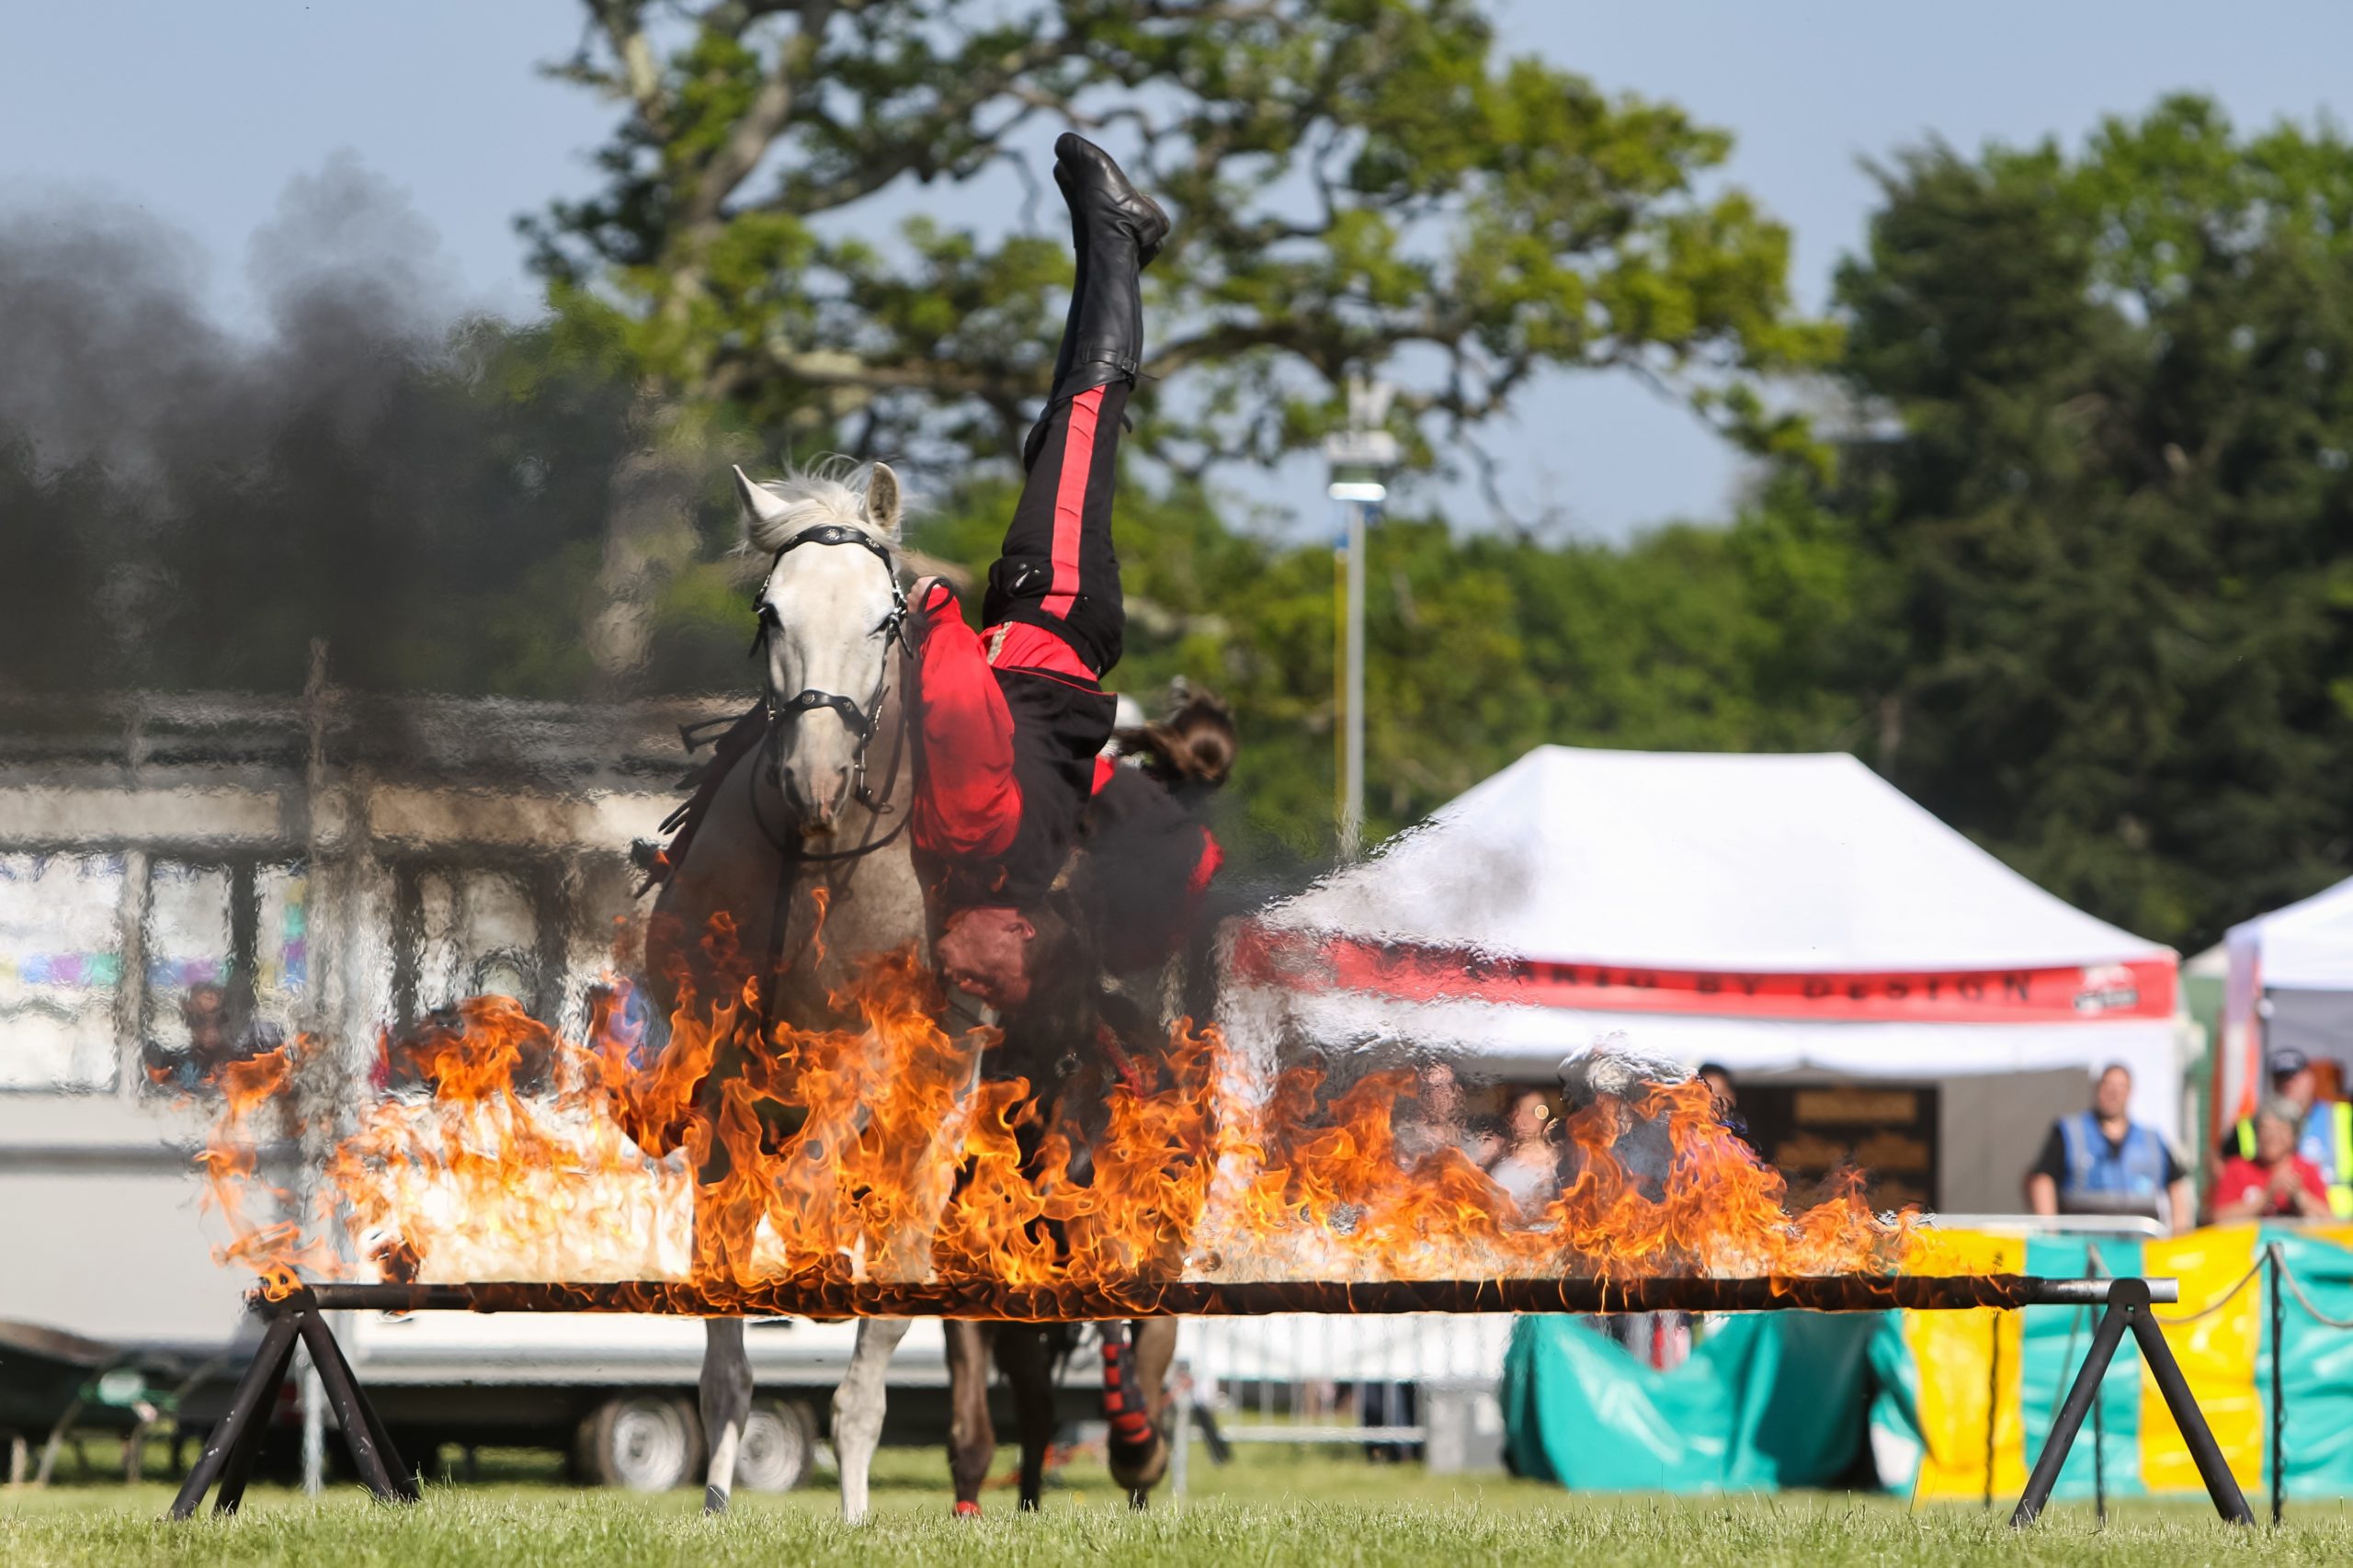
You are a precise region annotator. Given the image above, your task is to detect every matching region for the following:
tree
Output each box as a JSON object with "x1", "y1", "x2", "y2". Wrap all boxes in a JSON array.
[
  {"x1": 530, "y1": 0, "x2": 1833, "y2": 676},
  {"x1": 1833, "y1": 95, "x2": 2353, "y2": 950}
]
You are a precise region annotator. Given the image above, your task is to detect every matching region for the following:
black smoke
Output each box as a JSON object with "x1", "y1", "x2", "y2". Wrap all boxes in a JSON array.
[{"x1": 0, "y1": 157, "x2": 718, "y2": 699}]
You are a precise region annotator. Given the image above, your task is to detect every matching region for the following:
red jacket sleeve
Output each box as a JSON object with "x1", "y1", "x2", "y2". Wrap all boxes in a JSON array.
[{"x1": 911, "y1": 584, "x2": 1022, "y2": 859}]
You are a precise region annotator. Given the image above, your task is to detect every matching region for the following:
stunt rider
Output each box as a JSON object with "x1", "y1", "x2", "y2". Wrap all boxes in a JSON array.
[{"x1": 908, "y1": 134, "x2": 1218, "y2": 1012}]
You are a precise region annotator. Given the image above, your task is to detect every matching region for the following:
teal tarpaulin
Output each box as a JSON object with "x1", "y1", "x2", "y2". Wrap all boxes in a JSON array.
[
  {"x1": 1500, "y1": 1312, "x2": 1909, "y2": 1492},
  {"x1": 2264, "y1": 1226, "x2": 2353, "y2": 1497}
]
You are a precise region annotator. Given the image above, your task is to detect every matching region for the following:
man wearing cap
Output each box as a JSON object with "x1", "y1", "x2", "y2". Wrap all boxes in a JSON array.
[{"x1": 2225, "y1": 1049, "x2": 2353, "y2": 1219}]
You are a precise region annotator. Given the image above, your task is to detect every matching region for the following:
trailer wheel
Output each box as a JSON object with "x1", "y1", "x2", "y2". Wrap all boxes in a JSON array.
[
  {"x1": 575, "y1": 1393, "x2": 704, "y2": 1491},
  {"x1": 731, "y1": 1397, "x2": 816, "y2": 1493}
]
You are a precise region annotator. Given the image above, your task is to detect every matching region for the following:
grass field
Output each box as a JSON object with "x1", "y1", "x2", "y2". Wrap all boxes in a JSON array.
[{"x1": 8, "y1": 1442, "x2": 2352, "y2": 1567}]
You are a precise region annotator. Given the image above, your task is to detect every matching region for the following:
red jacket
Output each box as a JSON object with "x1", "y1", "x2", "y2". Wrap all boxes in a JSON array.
[{"x1": 911, "y1": 583, "x2": 1218, "y2": 946}]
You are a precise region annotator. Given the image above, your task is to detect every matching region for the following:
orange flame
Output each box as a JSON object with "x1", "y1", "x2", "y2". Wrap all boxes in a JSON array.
[{"x1": 205, "y1": 934, "x2": 1912, "y2": 1305}]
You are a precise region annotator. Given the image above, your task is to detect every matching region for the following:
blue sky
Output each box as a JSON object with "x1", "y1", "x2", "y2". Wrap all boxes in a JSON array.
[{"x1": 6, "y1": 1, "x2": 2351, "y2": 540}]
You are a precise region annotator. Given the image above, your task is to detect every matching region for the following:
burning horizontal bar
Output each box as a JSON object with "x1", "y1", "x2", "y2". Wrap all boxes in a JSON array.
[{"x1": 281, "y1": 1273, "x2": 2177, "y2": 1322}]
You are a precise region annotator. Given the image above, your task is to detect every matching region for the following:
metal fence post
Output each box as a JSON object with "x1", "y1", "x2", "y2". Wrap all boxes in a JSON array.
[
  {"x1": 1983, "y1": 1309, "x2": 2003, "y2": 1508},
  {"x1": 1169, "y1": 1357, "x2": 1190, "y2": 1506},
  {"x1": 2268, "y1": 1240, "x2": 2285, "y2": 1528}
]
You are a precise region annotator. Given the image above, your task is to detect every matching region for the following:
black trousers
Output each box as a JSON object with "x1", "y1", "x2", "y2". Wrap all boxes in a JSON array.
[{"x1": 984, "y1": 380, "x2": 1131, "y2": 677}]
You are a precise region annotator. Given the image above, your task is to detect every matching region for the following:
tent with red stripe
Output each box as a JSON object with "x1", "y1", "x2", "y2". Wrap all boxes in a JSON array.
[{"x1": 1224, "y1": 747, "x2": 2187, "y2": 1212}]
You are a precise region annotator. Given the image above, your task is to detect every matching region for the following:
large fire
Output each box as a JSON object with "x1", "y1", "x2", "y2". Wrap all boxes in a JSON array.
[{"x1": 202, "y1": 921, "x2": 1912, "y2": 1309}]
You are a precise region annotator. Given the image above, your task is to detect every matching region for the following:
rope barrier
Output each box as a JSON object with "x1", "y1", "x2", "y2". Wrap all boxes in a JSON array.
[
  {"x1": 2152, "y1": 1255, "x2": 2267, "y2": 1324},
  {"x1": 2270, "y1": 1244, "x2": 2353, "y2": 1331}
]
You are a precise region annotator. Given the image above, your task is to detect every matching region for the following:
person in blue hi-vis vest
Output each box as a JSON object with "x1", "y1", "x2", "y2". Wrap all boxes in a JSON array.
[
  {"x1": 2025, "y1": 1062, "x2": 2193, "y2": 1232},
  {"x1": 2223, "y1": 1048, "x2": 2353, "y2": 1220}
]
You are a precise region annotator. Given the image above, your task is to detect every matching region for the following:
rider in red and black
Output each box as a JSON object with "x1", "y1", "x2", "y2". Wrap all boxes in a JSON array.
[{"x1": 909, "y1": 134, "x2": 1215, "y2": 1012}]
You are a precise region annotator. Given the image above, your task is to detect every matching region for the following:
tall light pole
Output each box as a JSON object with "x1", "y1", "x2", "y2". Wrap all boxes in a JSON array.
[{"x1": 1324, "y1": 378, "x2": 1397, "y2": 862}]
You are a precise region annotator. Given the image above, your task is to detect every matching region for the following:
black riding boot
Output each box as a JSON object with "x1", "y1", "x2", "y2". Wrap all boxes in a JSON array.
[{"x1": 1026, "y1": 134, "x2": 1169, "y2": 469}]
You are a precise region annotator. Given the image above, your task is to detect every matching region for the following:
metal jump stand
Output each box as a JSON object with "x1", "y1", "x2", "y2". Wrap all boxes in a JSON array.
[
  {"x1": 2008, "y1": 1276, "x2": 2252, "y2": 1526},
  {"x1": 168, "y1": 1272, "x2": 2250, "y2": 1525},
  {"x1": 167, "y1": 1288, "x2": 415, "y2": 1519}
]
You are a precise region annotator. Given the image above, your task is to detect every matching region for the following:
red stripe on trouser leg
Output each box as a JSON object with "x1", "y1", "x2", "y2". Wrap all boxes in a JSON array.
[{"x1": 1040, "y1": 386, "x2": 1106, "y2": 619}]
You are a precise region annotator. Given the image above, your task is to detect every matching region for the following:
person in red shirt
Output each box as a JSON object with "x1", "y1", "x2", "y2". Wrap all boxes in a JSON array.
[
  {"x1": 2211, "y1": 1097, "x2": 2333, "y2": 1221},
  {"x1": 909, "y1": 134, "x2": 1217, "y2": 1011}
]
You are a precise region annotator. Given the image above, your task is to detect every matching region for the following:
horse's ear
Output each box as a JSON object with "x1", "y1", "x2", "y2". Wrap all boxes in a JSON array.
[
  {"x1": 865, "y1": 462, "x2": 904, "y2": 538},
  {"x1": 733, "y1": 466, "x2": 791, "y2": 539}
]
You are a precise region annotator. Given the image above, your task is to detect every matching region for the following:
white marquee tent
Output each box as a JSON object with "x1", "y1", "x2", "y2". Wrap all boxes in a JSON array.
[
  {"x1": 1228, "y1": 746, "x2": 2187, "y2": 1134},
  {"x1": 2219, "y1": 875, "x2": 2353, "y2": 1135}
]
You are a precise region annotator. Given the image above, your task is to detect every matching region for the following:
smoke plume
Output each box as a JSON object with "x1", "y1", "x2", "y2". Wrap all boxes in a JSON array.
[{"x1": 0, "y1": 156, "x2": 718, "y2": 699}]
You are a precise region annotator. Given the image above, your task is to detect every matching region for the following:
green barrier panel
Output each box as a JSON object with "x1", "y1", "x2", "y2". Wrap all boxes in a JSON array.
[
  {"x1": 2261, "y1": 1228, "x2": 2353, "y2": 1498},
  {"x1": 1500, "y1": 1312, "x2": 1893, "y2": 1492},
  {"x1": 2019, "y1": 1233, "x2": 2144, "y2": 1499}
]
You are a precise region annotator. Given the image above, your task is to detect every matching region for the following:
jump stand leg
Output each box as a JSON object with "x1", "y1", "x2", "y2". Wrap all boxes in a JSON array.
[
  {"x1": 2011, "y1": 1278, "x2": 2253, "y2": 1528},
  {"x1": 166, "y1": 1289, "x2": 418, "y2": 1517},
  {"x1": 168, "y1": 1312, "x2": 301, "y2": 1518}
]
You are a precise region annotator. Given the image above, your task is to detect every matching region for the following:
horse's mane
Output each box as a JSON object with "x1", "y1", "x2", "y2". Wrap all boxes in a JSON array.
[{"x1": 741, "y1": 456, "x2": 904, "y2": 553}]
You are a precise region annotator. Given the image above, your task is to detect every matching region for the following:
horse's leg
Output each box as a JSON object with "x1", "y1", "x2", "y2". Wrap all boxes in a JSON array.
[
  {"x1": 1108, "y1": 1318, "x2": 1177, "y2": 1506},
  {"x1": 944, "y1": 1320, "x2": 996, "y2": 1517},
  {"x1": 995, "y1": 1325, "x2": 1058, "y2": 1512},
  {"x1": 833, "y1": 1315, "x2": 909, "y2": 1525},
  {"x1": 700, "y1": 1317, "x2": 752, "y2": 1514}
]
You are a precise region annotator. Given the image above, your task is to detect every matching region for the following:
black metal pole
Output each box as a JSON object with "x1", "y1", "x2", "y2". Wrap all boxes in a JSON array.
[
  {"x1": 2011, "y1": 1294, "x2": 2131, "y2": 1527},
  {"x1": 167, "y1": 1309, "x2": 301, "y2": 1519},
  {"x1": 1983, "y1": 1309, "x2": 2002, "y2": 1509},
  {"x1": 296, "y1": 1309, "x2": 411, "y2": 1503},
  {"x1": 2087, "y1": 1307, "x2": 2107, "y2": 1528},
  {"x1": 290, "y1": 1271, "x2": 2177, "y2": 1321},
  {"x1": 303, "y1": 1307, "x2": 420, "y2": 1503},
  {"x1": 2268, "y1": 1240, "x2": 2285, "y2": 1527},
  {"x1": 2123, "y1": 1279, "x2": 2256, "y2": 1525},
  {"x1": 2084, "y1": 1243, "x2": 2108, "y2": 1528}
]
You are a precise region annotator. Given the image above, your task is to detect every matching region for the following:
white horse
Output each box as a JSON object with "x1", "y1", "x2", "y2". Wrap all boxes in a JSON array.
[{"x1": 643, "y1": 459, "x2": 929, "y2": 1522}]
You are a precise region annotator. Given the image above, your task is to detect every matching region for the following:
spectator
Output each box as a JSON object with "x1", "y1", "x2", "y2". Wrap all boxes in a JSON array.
[
  {"x1": 2211, "y1": 1097, "x2": 2333, "y2": 1222},
  {"x1": 2024, "y1": 1062, "x2": 2193, "y2": 1232},
  {"x1": 1695, "y1": 1061, "x2": 1756, "y2": 1154},
  {"x1": 1394, "y1": 1062, "x2": 1500, "y2": 1169},
  {"x1": 1484, "y1": 1088, "x2": 1562, "y2": 1219},
  {"x1": 142, "y1": 982, "x2": 280, "y2": 1093},
  {"x1": 2223, "y1": 1048, "x2": 2352, "y2": 1219}
]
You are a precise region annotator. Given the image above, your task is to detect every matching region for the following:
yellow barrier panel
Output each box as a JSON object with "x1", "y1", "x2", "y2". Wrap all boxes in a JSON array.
[
  {"x1": 1907, "y1": 1230, "x2": 2028, "y2": 1501},
  {"x1": 2139, "y1": 1225, "x2": 2262, "y2": 1496}
]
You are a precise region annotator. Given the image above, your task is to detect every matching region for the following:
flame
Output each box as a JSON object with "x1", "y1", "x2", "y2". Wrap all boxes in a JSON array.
[{"x1": 205, "y1": 927, "x2": 1914, "y2": 1306}]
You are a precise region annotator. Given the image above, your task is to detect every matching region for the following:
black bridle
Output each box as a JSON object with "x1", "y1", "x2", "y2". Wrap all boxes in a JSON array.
[{"x1": 747, "y1": 520, "x2": 916, "y2": 863}]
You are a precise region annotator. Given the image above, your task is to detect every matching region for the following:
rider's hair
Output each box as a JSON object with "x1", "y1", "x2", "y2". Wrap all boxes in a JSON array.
[
  {"x1": 1119, "y1": 685, "x2": 1236, "y2": 791},
  {"x1": 1006, "y1": 891, "x2": 1104, "y2": 1052}
]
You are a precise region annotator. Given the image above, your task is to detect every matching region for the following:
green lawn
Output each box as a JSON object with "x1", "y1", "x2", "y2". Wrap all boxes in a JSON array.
[{"x1": 7, "y1": 1443, "x2": 2351, "y2": 1567}]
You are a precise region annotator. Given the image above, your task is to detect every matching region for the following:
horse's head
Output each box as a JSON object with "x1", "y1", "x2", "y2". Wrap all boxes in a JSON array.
[{"x1": 734, "y1": 460, "x2": 907, "y2": 835}]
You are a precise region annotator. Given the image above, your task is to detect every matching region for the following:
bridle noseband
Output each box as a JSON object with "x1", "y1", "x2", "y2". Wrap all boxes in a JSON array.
[{"x1": 748, "y1": 520, "x2": 916, "y2": 861}]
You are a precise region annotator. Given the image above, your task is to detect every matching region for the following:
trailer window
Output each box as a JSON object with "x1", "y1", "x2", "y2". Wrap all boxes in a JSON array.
[{"x1": 0, "y1": 852, "x2": 127, "y2": 1090}]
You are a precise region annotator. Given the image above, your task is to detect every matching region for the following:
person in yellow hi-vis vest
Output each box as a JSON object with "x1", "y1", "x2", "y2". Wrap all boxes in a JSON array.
[{"x1": 2227, "y1": 1048, "x2": 2353, "y2": 1219}]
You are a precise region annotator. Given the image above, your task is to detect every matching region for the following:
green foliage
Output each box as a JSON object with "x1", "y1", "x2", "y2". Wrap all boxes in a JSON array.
[
  {"x1": 1833, "y1": 94, "x2": 2353, "y2": 950},
  {"x1": 530, "y1": 0, "x2": 1832, "y2": 472}
]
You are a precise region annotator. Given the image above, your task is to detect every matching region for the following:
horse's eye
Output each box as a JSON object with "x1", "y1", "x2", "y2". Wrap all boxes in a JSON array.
[{"x1": 755, "y1": 601, "x2": 782, "y2": 626}]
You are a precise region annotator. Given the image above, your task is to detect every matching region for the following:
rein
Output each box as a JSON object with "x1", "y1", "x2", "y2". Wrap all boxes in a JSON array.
[{"x1": 745, "y1": 519, "x2": 916, "y2": 867}]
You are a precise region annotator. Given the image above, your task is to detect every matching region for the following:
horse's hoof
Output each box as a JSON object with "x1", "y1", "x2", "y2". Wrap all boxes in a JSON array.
[
  {"x1": 953, "y1": 1499, "x2": 983, "y2": 1519},
  {"x1": 703, "y1": 1484, "x2": 730, "y2": 1515}
]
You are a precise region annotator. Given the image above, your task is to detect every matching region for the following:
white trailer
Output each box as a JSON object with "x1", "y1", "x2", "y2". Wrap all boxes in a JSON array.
[{"x1": 0, "y1": 687, "x2": 1013, "y2": 1491}]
